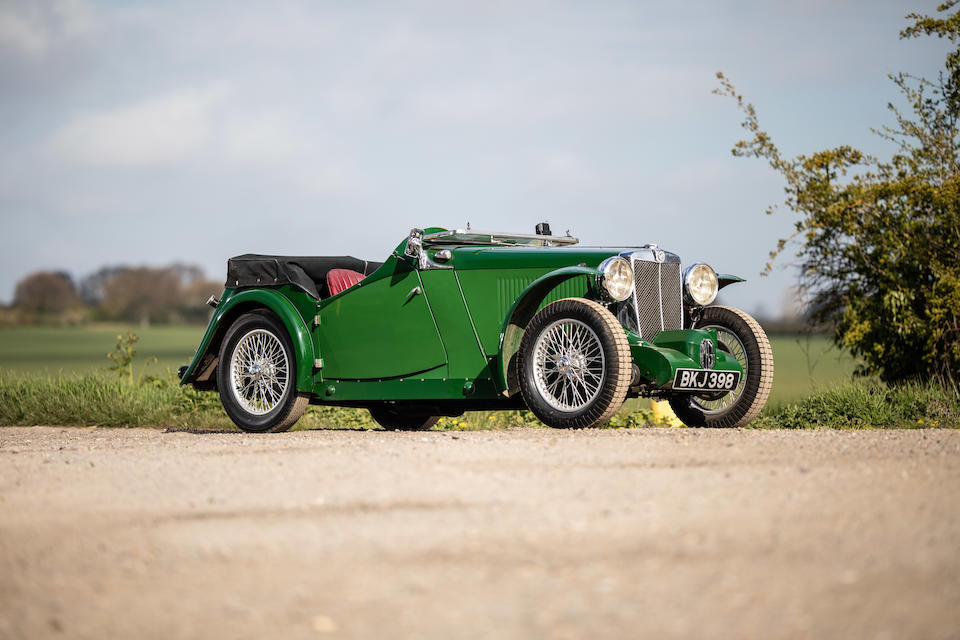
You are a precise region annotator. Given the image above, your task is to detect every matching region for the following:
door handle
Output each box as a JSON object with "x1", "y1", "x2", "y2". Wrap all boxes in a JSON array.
[{"x1": 406, "y1": 286, "x2": 422, "y2": 301}]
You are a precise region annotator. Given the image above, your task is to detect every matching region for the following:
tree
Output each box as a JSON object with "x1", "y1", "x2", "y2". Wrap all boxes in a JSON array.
[
  {"x1": 100, "y1": 267, "x2": 183, "y2": 325},
  {"x1": 13, "y1": 271, "x2": 81, "y2": 315},
  {"x1": 178, "y1": 274, "x2": 223, "y2": 323},
  {"x1": 97, "y1": 264, "x2": 221, "y2": 324},
  {"x1": 716, "y1": 2, "x2": 960, "y2": 390},
  {"x1": 78, "y1": 266, "x2": 129, "y2": 306}
]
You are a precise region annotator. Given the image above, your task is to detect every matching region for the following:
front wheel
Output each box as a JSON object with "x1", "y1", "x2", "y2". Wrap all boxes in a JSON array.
[
  {"x1": 668, "y1": 306, "x2": 773, "y2": 428},
  {"x1": 518, "y1": 298, "x2": 632, "y2": 428},
  {"x1": 217, "y1": 311, "x2": 309, "y2": 433}
]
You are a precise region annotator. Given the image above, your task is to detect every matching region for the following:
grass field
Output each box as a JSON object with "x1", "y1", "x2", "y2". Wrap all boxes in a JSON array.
[
  {"x1": 0, "y1": 324, "x2": 199, "y2": 378},
  {"x1": 766, "y1": 332, "x2": 861, "y2": 406},
  {"x1": 0, "y1": 324, "x2": 859, "y2": 408}
]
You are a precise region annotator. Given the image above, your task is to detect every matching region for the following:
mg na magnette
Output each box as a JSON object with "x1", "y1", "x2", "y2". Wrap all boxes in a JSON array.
[{"x1": 180, "y1": 225, "x2": 773, "y2": 432}]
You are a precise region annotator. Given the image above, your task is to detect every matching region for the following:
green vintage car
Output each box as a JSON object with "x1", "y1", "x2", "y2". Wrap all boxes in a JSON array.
[{"x1": 179, "y1": 225, "x2": 773, "y2": 432}]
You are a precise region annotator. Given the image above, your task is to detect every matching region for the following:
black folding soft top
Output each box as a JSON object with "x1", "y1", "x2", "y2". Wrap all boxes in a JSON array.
[{"x1": 225, "y1": 254, "x2": 384, "y2": 300}]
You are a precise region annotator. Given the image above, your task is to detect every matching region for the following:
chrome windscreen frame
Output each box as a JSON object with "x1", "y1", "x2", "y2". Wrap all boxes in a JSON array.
[{"x1": 423, "y1": 229, "x2": 580, "y2": 247}]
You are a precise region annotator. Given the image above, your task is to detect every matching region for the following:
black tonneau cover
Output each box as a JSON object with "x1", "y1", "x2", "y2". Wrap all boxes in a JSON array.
[{"x1": 225, "y1": 254, "x2": 384, "y2": 299}]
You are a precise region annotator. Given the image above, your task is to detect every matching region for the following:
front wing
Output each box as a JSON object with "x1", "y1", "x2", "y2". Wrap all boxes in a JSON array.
[{"x1": 627, "y1": 328, "x2": 743, "y2": 393}]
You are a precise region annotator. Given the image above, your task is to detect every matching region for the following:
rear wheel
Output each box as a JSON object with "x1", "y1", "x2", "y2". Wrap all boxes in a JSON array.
[
  {"x1": 668, "y1": 306, "x2": 773, "y2": 428},
  {"x1": 368, "y1": 406, "x2": 439, "y2": 430},
  {"x1": 518, "y1": 298, "x2": 631, "y2": 428},
  {"x1": 217, "y1": 311, "x2": 309, "y2": 433}
]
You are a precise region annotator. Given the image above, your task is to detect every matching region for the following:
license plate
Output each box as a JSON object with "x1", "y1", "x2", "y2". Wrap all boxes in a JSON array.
[{"x1": 673, "y1": 368, "x2": 741, "y2": 392}]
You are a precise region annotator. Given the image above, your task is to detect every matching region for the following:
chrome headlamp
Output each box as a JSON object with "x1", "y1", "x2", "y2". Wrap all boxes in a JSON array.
[
  {"x1": 598, "y1": 256, "x2": 633, "y2": 302},
  {"x1": 684, "y1": 263, "x2": 718, "y2": 306}
]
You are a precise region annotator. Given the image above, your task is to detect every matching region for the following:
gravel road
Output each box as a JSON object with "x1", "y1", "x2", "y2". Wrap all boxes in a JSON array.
[{"x1": 1, "y1": 426, "x2": 958, "y2": 640}]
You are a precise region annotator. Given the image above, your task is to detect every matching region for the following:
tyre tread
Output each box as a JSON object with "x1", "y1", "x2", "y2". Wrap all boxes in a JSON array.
[
  {"x1": 519, "y1": 297, "x2": 631, "y2": 428},
  {"x1": 669, "y1": 305, "x2": 773, "y2": 428},
  {"x1": 217, "y1": 311, "x2": 308, "y2": 433},
  {"x1": 267, "y1": 393, "x2": 309, "y2": 433}
]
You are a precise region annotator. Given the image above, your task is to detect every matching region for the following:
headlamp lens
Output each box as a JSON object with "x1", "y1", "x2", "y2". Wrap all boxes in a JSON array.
[
  {"x1": 601, "y1": 257, "x2": 633, "y2": 301},
  {"x1": 685, "y1": 263, "x2": 718, "y2": 306}
]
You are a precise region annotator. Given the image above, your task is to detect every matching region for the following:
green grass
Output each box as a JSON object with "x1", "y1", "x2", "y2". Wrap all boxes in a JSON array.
[
  {"x1": 766, "y1": 333, "x2": 861, "y2": 407},
  {"x1": 0, "y1": 372, "x2": 602, "y2": 431},
  {"x1": 0, "y1": 325, "x2": 859, "y2": 408},
  {"x1": 754, "y1": 379, "x2": 960, "y2": 429},
  {"x1": 1, "y1": 372, "x2": 954, "y2": 430},
  {"x1": 0, "y1": 373, "x2": 228, "y2": 429},
  {"x1": 0, "y1": 324, "x2": 200, "y2": 377}
]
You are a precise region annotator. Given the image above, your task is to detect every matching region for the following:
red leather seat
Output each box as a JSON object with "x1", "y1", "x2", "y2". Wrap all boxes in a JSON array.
[{"x1": 326, "y1": 268, "x2": 366, "y2": 297}]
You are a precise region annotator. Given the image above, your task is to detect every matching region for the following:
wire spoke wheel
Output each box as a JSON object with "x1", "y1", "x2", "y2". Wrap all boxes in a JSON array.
[
  {"x1": 691, "y1": 326, "x2": 747, "y2": 414},
  {"x1": 519, "y1": 298, "x2": 631, "y2": 428},
  {"x1": 229, "y1": 329, "x2": 290, "y2": 415},
  {"x1": 533, "y1": 319, "x2": 606, "y2": 412},
  {"x1": 217, "y1": 311, "x2": 308, "y2": 433},
  {"x1": 668, "y1": 306, "x2": 773, "y2": 428}
]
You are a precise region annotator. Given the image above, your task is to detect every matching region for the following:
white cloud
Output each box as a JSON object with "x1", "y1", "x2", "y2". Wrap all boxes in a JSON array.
[
  {"x1": 406, "y1": 65, "x2": 707, "y2": 127},
  {"x1": 104, "y1": 2, "x2": 337, "y2": 55},
  {"x1": 410, "y1": 85, "x2": 530, "y2": 125},
  {"x1": 0, "y1": 6, "x2": 49, "y2": 56},
  {"x1": 217, "y1": 111, "x2": 366, "y2": 196},
  {"x1": 47, "y1": 86, "x2": 227, "y2": 167},
  {"x1": 289, "y1": 163, "x2": 365, "y2": 198},
  {"x1": 218, "y1": 4, "x2": 335, "y2": 51},
  {"x1": 408, "y1": 83, "x2": 597, "y2": 126},
  {"x1": 659, "y1": 160, "x2": 737, "y2": 190},
  {"x1": 219, "y1": 112, "x2": 304, "y2": 167},
  {"x1": 368, "y1": 22, "x2": 452, "y2": 73},
  {"x1": 532, "y1": 152, "x2": 603, "y2": 192},
  {"x1": 0, "y1": 0, "x2": 94, "y2": 57},
  {"x1": 52, "y1": 0, "x2": 94, "y2": 38}
]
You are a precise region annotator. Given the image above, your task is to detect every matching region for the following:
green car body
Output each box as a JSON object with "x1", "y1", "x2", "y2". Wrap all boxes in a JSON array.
[{"x1": 180, "y1": 227, "x2": 773, "y2": 431}]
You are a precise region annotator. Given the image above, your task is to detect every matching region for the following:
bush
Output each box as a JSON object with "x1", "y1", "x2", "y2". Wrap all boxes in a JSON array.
[{"x1": 717, "y1": 3, "x2": 960, "y2": 390}]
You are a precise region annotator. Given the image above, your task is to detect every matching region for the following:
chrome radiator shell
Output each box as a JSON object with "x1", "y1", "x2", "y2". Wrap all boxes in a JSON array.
[{"x1": 629, "y1": 250, "x2": 683, "y2": 340}]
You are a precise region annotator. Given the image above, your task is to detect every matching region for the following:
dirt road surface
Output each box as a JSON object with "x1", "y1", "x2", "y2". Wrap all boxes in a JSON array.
[{"x1": 1, "y1": 426, "x2": 958, "y2": 640}]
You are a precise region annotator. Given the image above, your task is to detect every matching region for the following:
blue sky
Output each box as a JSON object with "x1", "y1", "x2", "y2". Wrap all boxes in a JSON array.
[{"x1": 0, "y1": 0, "x2": 951, "y2": 317}]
